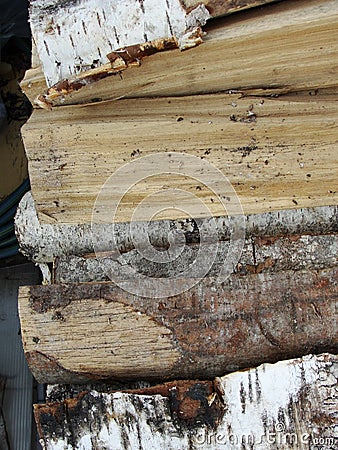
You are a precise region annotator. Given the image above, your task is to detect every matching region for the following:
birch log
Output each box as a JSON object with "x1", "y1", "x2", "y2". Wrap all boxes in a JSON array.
[
  {"x1": 19, "y1": 267, "x2": 338, "y2": 383},
  {"x1": 22, "y1": 0, "x2": 338, "y2": 108},
  {"x1": 34, "y1": 353, "x2": 338, "y2": 450},
  {"x1": 15, "y1": 192, "x2": 338, "y2": 263},
  {"x1": 27, "y1": 0, "x2": 280, "y2": 92},
  {"x1": 53, "y1": 233, "x2": 338, "y2": 283}
]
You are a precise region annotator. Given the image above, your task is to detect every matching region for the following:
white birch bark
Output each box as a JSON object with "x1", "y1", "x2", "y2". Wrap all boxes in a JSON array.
[{"x1": 35, "y1": 353, "x2": 338, "y2": 450}]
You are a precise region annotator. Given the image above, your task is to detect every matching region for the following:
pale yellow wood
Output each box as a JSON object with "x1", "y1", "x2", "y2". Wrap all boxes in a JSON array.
[
  {"x1": 22, "y1": 91, "x2": 338, "y2": 224},
  {"x1": 20, "y1": 0, "x2": 338, "y2": 108},
  {"x1": 19, "y1": 286, "x2": 180, "y2": 382}
]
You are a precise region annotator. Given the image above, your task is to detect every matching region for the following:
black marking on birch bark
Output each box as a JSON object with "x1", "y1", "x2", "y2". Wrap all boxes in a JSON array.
[
  {"x1": 166, "y1": 11, "x2": 174, "y2": 36},
  {"x1": 43, "y1": 40, "x2": 50, "y2": 56},
  {"x1": 138, "y1": 0, "x2": 145, "y2": 14},
  {"x1": 240, "y1": 382, "x2": 246, "y2": 413}
]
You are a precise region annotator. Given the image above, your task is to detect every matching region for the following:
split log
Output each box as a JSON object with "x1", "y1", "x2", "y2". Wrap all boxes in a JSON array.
[
  {"x1": 34, "y1": 353, "x2": 338, "y2": 450},
  {"x1": 15, "y1": 192, "x2": 338, "y2": 263},
  {"x1": 19, "y1": 267, "x2": 338, "y2": 383},
  {"x1": 54, "y1": 233, "x2": 338, "y2": 283},
  {"x1": 21, "y1": 0, "x2": 338, "y2": 108},
  {"x1": 29, "y1": 0, "x2": 279, "y2": 88},
  {"x1": 21, "y1": 91, "x2": 338, "y2": 225}
]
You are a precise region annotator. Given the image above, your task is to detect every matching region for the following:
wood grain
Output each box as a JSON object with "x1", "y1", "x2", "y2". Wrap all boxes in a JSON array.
[
  {"x1": 21, "y1": 92, "x2": 338, "y2": 224},
  {"x1": 21, "y1": 0, "x2": 338, "y2": 107},
  {"x1": 19, "y1": 267, "x2": 338, "y2": 383}
]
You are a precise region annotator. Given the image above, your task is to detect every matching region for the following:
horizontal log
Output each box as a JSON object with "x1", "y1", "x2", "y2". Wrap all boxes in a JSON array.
[
  {"x1": 35, "y1": 353, "x2": 338, "y2": 449},
  {"x1": 29, "y1": 0, "x2": 212, "y2": 87},
  {"x1": 15, "y1": 192, "x2": 338, "y2": 263},
  {"x1": 21, "y1": 0, "x2": 338, "y2": 107},
  {"x1": 21, "y1": 92, "x2": 338, "y2": 225},
  {"x1": 29, "y1": 0, "x2": 280, "y2": 91},
  {"x1": 19, "y1": 267, "x2": 338, "y2": 383},
  {"x1": 54, "y1": 233, "x2": 338, "y2": 283}
]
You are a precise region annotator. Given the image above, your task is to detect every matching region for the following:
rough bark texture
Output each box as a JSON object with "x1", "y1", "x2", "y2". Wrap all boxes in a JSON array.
[
  {"x1": 34, "y1": 353, "x2": 338, "y2": 449},
  {"x1": 54, "y1": 233, "x2": 338, "y2": 283},
  {"x1": 19, "y1": 267, "x2": 338, "y2": 383},
  {"x1": 21, "y1": 0, "x2": 338, "y2": 108},
  {"x1": 15, "y1": 192, "x2": 338, "y2": 263}
]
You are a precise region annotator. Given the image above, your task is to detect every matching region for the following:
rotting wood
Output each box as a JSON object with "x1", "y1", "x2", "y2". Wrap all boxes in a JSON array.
[
  {"x1": 19, "y1": 267, "x2": 338, "y2": 383},
  {"x1": 53, "y1": 233, "x2": 338, "y2": 283},
  {"x1": 15, "y1": 192, "x2": 338, "y2": 263},
  {"x1": 21, "y1": 0, "x2": 338, "y2": 108},
  {"x1": 34, "y1": 353, "x2": 338, "y2": 450},
  {"x1": 21, "y1": 92, "x2": 338, "y2": 225}
]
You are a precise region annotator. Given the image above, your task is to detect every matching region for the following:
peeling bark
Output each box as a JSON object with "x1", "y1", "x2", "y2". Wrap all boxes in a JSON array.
[
  {"x1": 34, "y1": 353, "x2": 338, "y2": 449},
  {"x1": 29, "y1": 0, "x2": 211, "y2": 88},
  {"x1": 19, "y1": 268, "x2": 338, "y2": 383},
  {"x1": 22, "y1": 1, "x2": 338, "y2": 108},
  {"x1": 34, "y1": 28, "x2": 205, "y2": 109}
]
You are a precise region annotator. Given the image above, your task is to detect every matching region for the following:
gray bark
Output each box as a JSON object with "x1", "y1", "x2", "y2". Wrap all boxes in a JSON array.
[{"x1": 15, "y1": 192, "x2": 338, "y2": 263}]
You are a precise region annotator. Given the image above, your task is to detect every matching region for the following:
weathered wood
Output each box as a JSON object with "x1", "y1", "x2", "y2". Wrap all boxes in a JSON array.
[
  {"x1": 15, "y1": 192, "x2": 338, "y2": 263},
  {"x1": 21, "y1": 92, "x2": 338, "y2": 225},
  {"x1": 54, "y1": 233, "x2": 338, "y2": 283},
  {"x1": 21, "y1": 0, "x2": 338, "y2": 108},
  {"x1": 19, "y1": 267, "x2": 338, "y2": 383},
  {"x1": 34, "y1": 353, "x2": 338, "y2": 449}
]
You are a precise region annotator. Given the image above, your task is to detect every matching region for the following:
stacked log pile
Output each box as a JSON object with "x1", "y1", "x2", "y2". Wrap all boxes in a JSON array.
[{"x1": 15, "y1": 0, "x2": 337, "y2": 448}]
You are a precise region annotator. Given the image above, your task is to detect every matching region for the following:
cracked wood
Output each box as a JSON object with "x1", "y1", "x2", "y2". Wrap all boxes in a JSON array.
[{"x1": 19, "y1": 267, "x2": 338, "y2": 383}]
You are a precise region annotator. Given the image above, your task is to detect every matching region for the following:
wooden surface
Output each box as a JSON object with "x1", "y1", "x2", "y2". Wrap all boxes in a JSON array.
[
  {"x1": 15, "y1": 191, "x2": 338, "y2": 263},
  {"x1": 27, "y1": 0, "x2": 279, "y2": 89},
  {"x1": 19, "y1": 267, "x2": 338, "y2": 383},
  {"x1": 22, "y1": 91, "x2": 338, "y2": 224},
  {"x1": 34, "y1": 353, "x2": 338, "y2": 449},
  {"x1": 21, "y1": 0, "x2": 338, "y2": 107}
]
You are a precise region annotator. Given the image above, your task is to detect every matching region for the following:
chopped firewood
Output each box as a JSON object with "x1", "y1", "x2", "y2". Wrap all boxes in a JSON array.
[
  {"x1": 21, "y1": 0, "x2": 338, "y2": 107},
  {"x1": 15, "y1": 192, "x2": 338, "y2": 263},
  {"x1": 53, "y1": 233, "x2": 338, "y2": 283},
  {"x1": 21, "y1": 91, "x2": 338, "y2": 225},
  {"x1": 34, "y1": 353, "x2": 338, "y2": 450},
  {"x1": 19, "y1": 267, "x2": 337, "y2": 383}
]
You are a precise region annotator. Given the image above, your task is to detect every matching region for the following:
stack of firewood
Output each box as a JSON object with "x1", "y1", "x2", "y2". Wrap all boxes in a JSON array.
[{"x1": 15, "y1": 0, "x2": 337, "y2": 448}]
